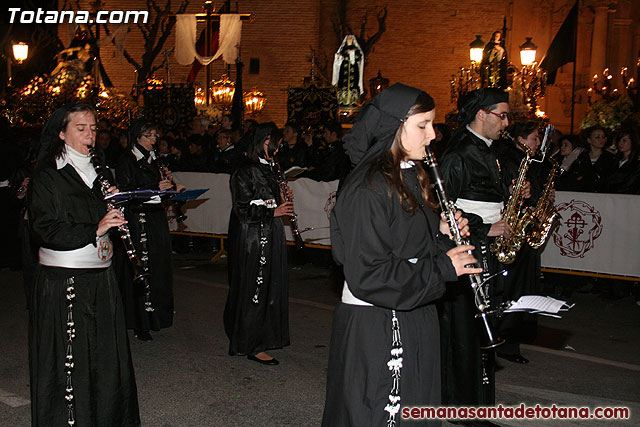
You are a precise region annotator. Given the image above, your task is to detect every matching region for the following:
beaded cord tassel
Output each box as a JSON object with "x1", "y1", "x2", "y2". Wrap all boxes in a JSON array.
[
  {"x1": 252, "y1": 222, "x2": 268, "y2": 304},
  {"x1": 65, "y1": 277, "x2": 76, "y2": 426},
  {"x1": 139, "y1": 213, "x2": 154, "y2": 312},
  {"x1": 385, "y1": 310, "x2": 403, "y2": 427}
]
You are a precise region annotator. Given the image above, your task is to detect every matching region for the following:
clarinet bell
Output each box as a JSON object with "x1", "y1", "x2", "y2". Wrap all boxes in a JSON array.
[
  {"x1": 478, "y1": 312, "x2": 504, "y2": 349},
  {"x1": 174, "y1": 201, "x2": 188, "y2": 223}
]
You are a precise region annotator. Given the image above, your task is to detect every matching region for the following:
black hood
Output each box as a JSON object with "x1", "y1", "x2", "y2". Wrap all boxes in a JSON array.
[
  {"x1": 37, "y1": 106, "x2": 69, "y2": 162},
  {"x1": 456, "y1": 87, "x2": 509, "y2": 126},
  {"x1": 343, "y1": 83, "x2": 431, "y2": 169}
]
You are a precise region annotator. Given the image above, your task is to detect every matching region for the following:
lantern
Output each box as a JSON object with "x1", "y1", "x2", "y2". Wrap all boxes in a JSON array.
[
  {"x1": 12, "y1": 42, "x2": 28, "y2": 64},
  {"x1": 244, "y1": 88, "x2": 266, "y2": 114},
  {"x1": 211, "y1": 74, "x2": 235, "y2": 106},
  {"x1": 519, "y1": 37, "x2": 538, "y2": 66},
  {"x1": 469, "y1": 35, "x2": 484, "y2": 63},
  {"x1": 368, "y1": 70, "x2": 389, "y2": 98}
]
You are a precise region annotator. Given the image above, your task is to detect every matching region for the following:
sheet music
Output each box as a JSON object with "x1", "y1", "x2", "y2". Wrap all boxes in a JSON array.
[{"x1": 504, "y1": 295, "x2": 573, "y2": 317}]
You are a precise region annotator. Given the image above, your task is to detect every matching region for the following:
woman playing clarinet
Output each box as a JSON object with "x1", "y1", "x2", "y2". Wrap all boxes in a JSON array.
[
  {"x1": 115, "y1": 118, "x2": 175, "y2": 341},
  {"x1": 224, "y1": 123, "x2": 293, "y2": 365},
  {"x1": 28, "y1": 103, "x2": 139, "y2": 426},
  {"x1": 322, "y1": 84, "x2": 481, "y2": 426}
]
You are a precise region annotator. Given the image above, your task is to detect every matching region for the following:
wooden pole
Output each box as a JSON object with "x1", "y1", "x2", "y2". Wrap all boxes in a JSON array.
[{"x1": 205, "y1": 1, "x2": 212, "y2": 106}]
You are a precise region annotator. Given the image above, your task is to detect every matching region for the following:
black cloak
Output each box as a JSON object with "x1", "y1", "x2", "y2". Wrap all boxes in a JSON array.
[
  {"x1": 438, "y1": 89, "x2": 510, "y2": 407},
  {"x1": 28, "y1": 106, "x2": 140, "y2": 426},
  {"x1": 323, "y1": 84, "x2": 456, "y2": 426},
  {"x1": 223, "y1": 123, "x2": 290, "y2": 356},
  {"x1": 115, "y1": 119, "x2": 174, "y2": 334}
]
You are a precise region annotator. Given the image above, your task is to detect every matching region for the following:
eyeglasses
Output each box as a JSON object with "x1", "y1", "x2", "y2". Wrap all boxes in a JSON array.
[
  {"x1": 482, "y1": 109, "x2": 510, "y2": 121},
  {"x1": 142, "y1": 134, "x2": 160, "y2": 139}
]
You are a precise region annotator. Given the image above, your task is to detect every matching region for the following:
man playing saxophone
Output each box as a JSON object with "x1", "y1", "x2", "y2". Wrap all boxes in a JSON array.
[{"x1": 438, "y1": 88, "x2": 530, "y2": 420}]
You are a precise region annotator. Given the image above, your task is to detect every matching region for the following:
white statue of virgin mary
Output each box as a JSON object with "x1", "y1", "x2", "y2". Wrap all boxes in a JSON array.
[{"x1": 332, "y1": 35, "x2": 365, "y2": 105}]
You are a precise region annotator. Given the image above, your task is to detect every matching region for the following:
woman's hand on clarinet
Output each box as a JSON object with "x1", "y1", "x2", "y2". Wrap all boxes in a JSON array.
[
  {"x1": 159, "y1": 179, "x2": 173, "y2": 191},
  {"x1": 97, "y1": 209, "x2": 127, "y2": 237},
  {"x1": 446, "y1": 245, "x2": 484, "y2": 277},
  {"x1": 106, "y1": 185, "x2": 119, "y2": 195},
  {"x1": 439, "y1": 210, "x2": 470, "y2": 238},
  {"x1": 274, "y1": 201, "x2": 295, "y2": 217},
  {"x1": 281, "y1": 185, "x2": 294, "y2": 201}
]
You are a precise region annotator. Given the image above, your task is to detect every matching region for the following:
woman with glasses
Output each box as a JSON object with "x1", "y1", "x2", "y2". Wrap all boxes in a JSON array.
[{"x1": 115, "y1": 118, "x2": 174, "y2": 341}]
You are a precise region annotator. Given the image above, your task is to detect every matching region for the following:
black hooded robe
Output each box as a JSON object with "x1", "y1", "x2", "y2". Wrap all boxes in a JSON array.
[
  {"x1": 323, "y1": 84, "x2": 457, "y2": 426},
  {"x1": 223, "y1": 126, "x2": 289, "y2": 356},
  {"x1": 28, "y1": 158, "x2": 139, "y2": 426},
  {"x1": 115, "y1": 146, "x2": 174, "y2": 333},
  {"x1": 438, "y1": 127, "x2": 510, "y2": 407}
]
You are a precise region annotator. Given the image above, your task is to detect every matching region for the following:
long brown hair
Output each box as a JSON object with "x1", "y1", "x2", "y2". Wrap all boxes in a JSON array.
[{"x1": 368, "y1": 94, "x2": 438, "y2": 213}]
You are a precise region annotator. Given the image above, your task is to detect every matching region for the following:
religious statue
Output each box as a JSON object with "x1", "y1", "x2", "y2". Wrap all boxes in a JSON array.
[
  {"x1": 332, "y1": 34, "x2": 364, "y2": 106},
  {"x1": 481, "y1": 31, "x2": 508, "y2": 89},
  {"x1": 49, "y1": 25, "x2": 96, "y2": 83}
]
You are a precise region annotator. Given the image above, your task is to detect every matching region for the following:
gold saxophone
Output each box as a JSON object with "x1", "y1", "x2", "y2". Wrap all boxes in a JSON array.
[
  {"x1": 490, "y1": 131, "x2": 534, "y2": 264},
  {"x1": 527, "y1": 158, "x2": 561, "y2": 249}
]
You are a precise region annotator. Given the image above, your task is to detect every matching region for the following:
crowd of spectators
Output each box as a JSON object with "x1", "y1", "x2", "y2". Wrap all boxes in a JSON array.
[
  {"x1": 2, "y1": 115, "x2": 639, "y2": 270},
  {"x1": 84, "y1": 114, "x2": 353, "y2": 184},
  {"x1": 432, "y1": 122, "x2": 640, "y2": 195}
]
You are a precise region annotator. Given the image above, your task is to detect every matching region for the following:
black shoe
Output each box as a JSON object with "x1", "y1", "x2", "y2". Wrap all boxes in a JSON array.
[
  {"x1": 134, "y1": 330, "x2": 153, "y2": 341},
  {"x1": 247, "y1": 354, "x2": 279, "y2": 365},
  {"x1": 497, "y1": 353, "x2": 529, "y2": 364}
]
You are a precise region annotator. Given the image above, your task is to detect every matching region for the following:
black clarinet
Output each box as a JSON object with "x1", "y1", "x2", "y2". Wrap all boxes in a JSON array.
[
  {"x1": 156, "y1": 157, "x2": 187, "y2": 223},
  {"x1": 89, "y1": 147, "x2": 149, "y2": 284},
  {"x1": 272, "y1": 162, "x2": 305, "y2": 250},
  {"x1": 422, "y1": 145, "x2": 503, "y2": 349}
]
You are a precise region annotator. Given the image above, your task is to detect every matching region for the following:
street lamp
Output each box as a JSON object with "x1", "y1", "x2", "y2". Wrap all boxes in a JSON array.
[
  {"x1": 517, "y1": 37, "x2": 546, "y2": 114},
  {"x1": 6, "y1": 41, "x2": 29, "y2": 87},
  {"x1": 12, "y1": 42, "x2": 29, "y2": 64},
  {"x1": 469, "y1": 35, "x2": 484, "y2": 64},
  {"x1": 519, "y1": 37, "x2": 537, "y2": 66}
]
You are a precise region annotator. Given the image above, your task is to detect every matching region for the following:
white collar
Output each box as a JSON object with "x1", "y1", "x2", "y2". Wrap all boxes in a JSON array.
[
  {"x1": 259, "y1": 157, "x2": 273, "y2": 166},
  {"x1": 132, "y1": 145, "x2": 156, "y2": 163},
  {"x1": 56, "y1": 151, "x2": 70, "y2": 170},
  {"x1": 400, "y1": 160, "x2": 415, "y2": 169},
  {"x1": 56, "y1": 146, "x2": 96, "y2": 187},
  {"x1": 466, "y1": 125, "x2": 493, "y2": 147},
  {"x1": 56, "y1": 145, "x2": 91, "y2": 170}
]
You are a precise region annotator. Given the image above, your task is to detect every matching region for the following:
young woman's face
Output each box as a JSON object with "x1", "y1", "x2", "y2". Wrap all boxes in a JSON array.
[
  {"x1": 559, "y1": 139, "x2": 574, "y2": 156},
  {"x1": 617, "y1": 135, "x2": 632, "y2": 154},
  {"x1": 400, "y1": 110, "x2": 436, "y2": 161},
  {"x1": 519, "y1": 130, "x2": 541, "y2": 153},
  {"x1": 588, "y1": 129, "x2": 607, "y2": 149},
  {"x1": 59, "y1": 110, "x2": 97, "y2": 155}
]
